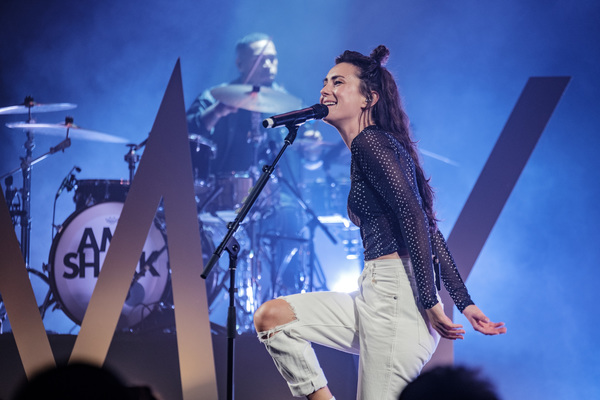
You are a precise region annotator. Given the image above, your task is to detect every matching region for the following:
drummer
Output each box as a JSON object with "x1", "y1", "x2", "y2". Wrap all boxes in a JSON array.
[
  {"x1": 186, "y1": 32, "x2": 288, "y2": 175},
  {"x1": 186, "y1": 33, "x2": 310, "y2": 299}
]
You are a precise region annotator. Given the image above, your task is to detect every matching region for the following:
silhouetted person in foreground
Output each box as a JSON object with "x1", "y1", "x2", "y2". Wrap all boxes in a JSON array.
[
  {"x1": 12, "y1": 362, "x2": 159, "y2": 400},
  {"x1": 399, "y1": 365, "x2": 501, "y2": 400}
]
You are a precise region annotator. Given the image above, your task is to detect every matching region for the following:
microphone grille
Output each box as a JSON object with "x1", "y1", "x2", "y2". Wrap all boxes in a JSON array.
[{"x1": 312, "y1": 103, "x2": 329, "y2": 119}]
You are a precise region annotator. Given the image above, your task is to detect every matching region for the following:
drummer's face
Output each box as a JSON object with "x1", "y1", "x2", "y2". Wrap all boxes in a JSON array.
[{"x1": 238, "y1": 40, "x2": 278, "y2": 86}]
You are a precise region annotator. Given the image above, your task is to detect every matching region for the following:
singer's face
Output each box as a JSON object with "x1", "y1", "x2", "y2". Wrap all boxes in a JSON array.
[
  {"x1": 320, "y1": 63, "x2": 369, "y2": 130},
  {"x1": 237, "y1": 40, "x2": 278, "y2": 86}
]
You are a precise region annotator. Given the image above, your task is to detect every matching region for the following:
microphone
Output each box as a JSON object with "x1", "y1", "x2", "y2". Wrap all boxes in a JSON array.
[
  {"x1": 55, "y1": 166, "x2": 81, "y2": 198},
  {"x1": 262, "y1": 104, "x2": 329, "y2": 128}
]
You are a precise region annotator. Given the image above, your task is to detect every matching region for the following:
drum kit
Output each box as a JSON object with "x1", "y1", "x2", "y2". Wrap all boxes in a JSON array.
[{"x1": 0, "y1": 91, "x2": 360, "y2": 335}]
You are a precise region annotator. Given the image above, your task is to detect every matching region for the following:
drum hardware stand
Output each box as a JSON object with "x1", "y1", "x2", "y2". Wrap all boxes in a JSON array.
[
  {"x1": 3, "y1": 176, "x2": 19, "y2": 224},
  {"x1": 277, "y1": 176, "x2": 335, "y2": 292},
  {"x1": 258, "y1": 233, "x2": 311, "y2": 298},
  {"x1": 128, "y1": 244, "x2": 168, "y2": 298},
  {"x1": 1, "y1": 119, "x2": 73, "y2": 267},
  {"x1": 197, "y1": 185, "x2": 223, "y2": 214},
  {"x1": 0, "y1": 295, "x2": 5, "y2": 332},
  {"x1": 1, "y1": 134, "x2": 73, "y2": 327},
  {"x1": 124, "y1": 138, "x2": 147, "y2": 183},
  {"x1": 0, "y1": 98, "x2": 79, "y2": 330},
  {"x1": 27, "y1": 267, "x2": 54, "y2": 319},
  {"x1": 125, "y1": 144, "x2": 140, "y2": 184},
  {"x1": 125, "y1": 243, "x2": 172, "y2": 333},
  {"x1": 201, "y1": 122, "x2": 300, "y2": 400},
  {"x1": 51, "y1": 165, "x2": 81, "y2": 240}
]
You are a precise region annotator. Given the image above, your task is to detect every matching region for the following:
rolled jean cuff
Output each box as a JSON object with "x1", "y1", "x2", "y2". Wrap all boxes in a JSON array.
[{"x1": 288, "y1": 374, "x2": 328, "y2": 397}]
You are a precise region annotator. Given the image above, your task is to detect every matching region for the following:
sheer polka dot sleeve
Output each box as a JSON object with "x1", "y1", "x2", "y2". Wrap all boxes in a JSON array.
[{"x1": 431, "y1": 229, "x2": 474, "y2": 312}]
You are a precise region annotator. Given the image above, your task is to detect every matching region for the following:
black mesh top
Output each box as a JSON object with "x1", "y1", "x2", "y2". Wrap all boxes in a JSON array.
[{"x1": 348, "y1": 125, "x2": 474, "y2": 312}]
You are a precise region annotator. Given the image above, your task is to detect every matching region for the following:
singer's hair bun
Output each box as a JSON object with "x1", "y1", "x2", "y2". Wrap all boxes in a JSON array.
[{"x1": 370, "y1": 45, "x2": 390, "y2": 67}]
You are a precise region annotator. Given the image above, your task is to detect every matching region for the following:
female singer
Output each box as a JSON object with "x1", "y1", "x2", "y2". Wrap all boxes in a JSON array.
[{"x1": 253, "y1": 45, "x2": 506, "y2": 400}]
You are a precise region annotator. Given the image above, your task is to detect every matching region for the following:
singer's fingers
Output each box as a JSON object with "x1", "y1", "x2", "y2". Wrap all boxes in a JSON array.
[{"x1": 473, "y1": 320, "x2": 507, "y2": 335}]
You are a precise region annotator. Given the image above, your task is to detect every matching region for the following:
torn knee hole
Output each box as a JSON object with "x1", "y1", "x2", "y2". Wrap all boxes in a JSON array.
[
  {"x1": 259, "y1": 328, "x2": 285, "y2": 340},
  {"x1": 258, "y1": 317, "x2": 298, "y2": 341}
]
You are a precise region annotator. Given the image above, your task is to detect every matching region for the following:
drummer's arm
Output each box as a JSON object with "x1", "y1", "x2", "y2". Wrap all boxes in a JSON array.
[
  {"x1": 187, "y1": 90, "x2": 237, "y2": 134},
  {"x1": 200, "y1": 101, "x2": 238, "y2": 131}
]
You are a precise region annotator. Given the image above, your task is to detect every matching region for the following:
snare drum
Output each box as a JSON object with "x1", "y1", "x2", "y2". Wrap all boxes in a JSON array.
[
  {"x1": 73, "y1": 179, "x2": 130, "y2": 211},
  {"x1": 49, "y1": 202, "x2": 170, "y2": 330}
]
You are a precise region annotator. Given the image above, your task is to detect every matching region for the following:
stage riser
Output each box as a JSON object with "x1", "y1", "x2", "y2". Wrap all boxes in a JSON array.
[{"x1": 0, "y1": 332, "x2": 358, "y2": 400}]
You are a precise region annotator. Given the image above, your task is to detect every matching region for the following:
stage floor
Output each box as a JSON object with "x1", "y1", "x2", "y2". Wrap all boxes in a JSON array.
[{"x1": 0, "y1": 329, "x2": 358, "y2": 400}]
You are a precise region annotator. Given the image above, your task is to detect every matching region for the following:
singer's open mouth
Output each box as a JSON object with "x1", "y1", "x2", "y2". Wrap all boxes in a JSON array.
[{"x1": 322, "y1": 101, "x2": 337, "y2": 106}]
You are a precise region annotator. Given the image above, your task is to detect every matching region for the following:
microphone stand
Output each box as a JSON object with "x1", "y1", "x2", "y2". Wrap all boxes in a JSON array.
[{"x1": 201, "y1": 123, "x2": 301, "y2": 400}]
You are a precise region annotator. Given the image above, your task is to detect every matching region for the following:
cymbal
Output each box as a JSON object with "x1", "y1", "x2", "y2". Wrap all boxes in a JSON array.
[
  {"x1": 6, "y1": 122, "x2": 128, "y2": 143},
  {"x1": 210, "y1": 84, "x2": 302, "y2": 114},
  {"x1": 0, "y1": 102, "x2": 77, "y2": 115}
]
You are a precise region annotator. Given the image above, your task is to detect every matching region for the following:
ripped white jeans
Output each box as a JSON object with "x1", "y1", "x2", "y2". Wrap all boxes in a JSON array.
[{"x1": 256, "y1": 258, "x2": 440, "y2": 399}]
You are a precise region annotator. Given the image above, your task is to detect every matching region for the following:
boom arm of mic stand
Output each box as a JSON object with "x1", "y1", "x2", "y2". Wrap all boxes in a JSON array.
[{"x1": 201, "y1": 123, "x2": 300, "y2": 279}]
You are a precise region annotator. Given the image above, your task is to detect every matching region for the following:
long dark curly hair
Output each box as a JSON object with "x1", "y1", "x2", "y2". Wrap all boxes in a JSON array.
[{"x1": 336, "y1": 45, "x2": 438, "y2": 231}]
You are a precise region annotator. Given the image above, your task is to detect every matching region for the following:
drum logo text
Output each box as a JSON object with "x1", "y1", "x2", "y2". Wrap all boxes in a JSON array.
[{"x1": 62, "y1": 226, "x2": 161, "y2": 279}]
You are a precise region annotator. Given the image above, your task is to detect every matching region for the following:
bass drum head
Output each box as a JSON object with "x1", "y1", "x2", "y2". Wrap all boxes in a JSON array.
[{"x1": 49, "y1": 202, "x2": 170, "y2": 330}]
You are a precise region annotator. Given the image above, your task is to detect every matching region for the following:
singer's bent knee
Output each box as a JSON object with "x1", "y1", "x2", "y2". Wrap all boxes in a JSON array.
[{"x1": 254, "y1": 298, "x2": 296, "y2": 334}]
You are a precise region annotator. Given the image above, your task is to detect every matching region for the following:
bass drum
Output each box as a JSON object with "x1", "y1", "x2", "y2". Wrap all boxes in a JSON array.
[
  {"x1": 49, "y1": 202, "x2": 170, "y2": 331},
  {"x1": 73, "y1": 179, "x2": 130, "y2": 212}
]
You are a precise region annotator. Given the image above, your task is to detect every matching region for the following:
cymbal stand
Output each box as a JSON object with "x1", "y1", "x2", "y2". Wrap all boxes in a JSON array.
[
  {"x1": 18, "y1": 96, "x2": 36, "y2": 267},
  {"x1": 125, "y1": 145, "x2": 140, "y2": 184},
  {"x1": 124, "y1": 137, "x2": 147, "y2": 184},
  {"x1": 0, "y1": 109, "x2": 72, "y2": 267},
  {"x1": 201, "y1": 123, "x2": 300, "y2": 400},
  {"x1": 20, "y1": 127, "x2": 33, "y2": 267}
]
